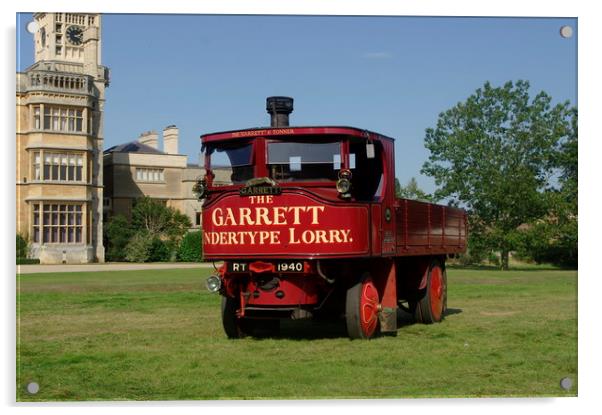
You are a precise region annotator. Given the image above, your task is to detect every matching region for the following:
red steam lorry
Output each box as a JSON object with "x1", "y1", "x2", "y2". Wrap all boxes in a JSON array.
[{"x1": 197, "y1": 97, "x2": 467, "y2": 339}]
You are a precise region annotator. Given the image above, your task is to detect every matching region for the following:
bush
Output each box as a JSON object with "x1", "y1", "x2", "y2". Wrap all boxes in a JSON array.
[
  {"x1": 17, "y1": 258, "x2": 40, "y2": 265},
  {"x1": 107, "y1": 199, "x2": 195, "y2": 263},
  {"x1": 178, "y1": 231, "x2": 203, "y2": 262},
  {"x1": 148, "y1": 237, "x2": 171, "y2": 262},
  {"x1": 104, "y1": 215, "x2": 134, "y2": 262},
  {"x1": 16, "y1": 234, "x2": 28, "y2": 260},
  {"x1": 125, "y1": 232, "x2": 153, "y2": 263},
  {"x1": 131, "y1": 197, "x2": 191, "y2": 244}
]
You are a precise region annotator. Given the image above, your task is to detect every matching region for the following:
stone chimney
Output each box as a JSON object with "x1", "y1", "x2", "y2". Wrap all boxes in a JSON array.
[
  {"x1": 138, "y1": 130, "x2": 158, "y2": 149},
  {"x1": 163, "y1": 125, "x2": 179, "y2": 154}
]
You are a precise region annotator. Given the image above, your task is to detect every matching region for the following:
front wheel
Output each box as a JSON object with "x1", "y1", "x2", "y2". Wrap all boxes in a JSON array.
[
  {"x1": 221, "y1": 296, "x2": 249, "y2": 339},
  {"x1": 414, "y1": 260, "x2": 447, "y2": 324},
  {"x1": 346, "y1": 274, "x2": 380, "y2": 339}
]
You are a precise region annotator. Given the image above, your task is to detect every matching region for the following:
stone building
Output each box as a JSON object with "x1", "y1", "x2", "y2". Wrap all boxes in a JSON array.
[
  {"x1": 16, "y1": 13, "x2": 109, "y2": 263},
  {"x1": 103, "y1": 126, "x2": 231, "y2": 230}
]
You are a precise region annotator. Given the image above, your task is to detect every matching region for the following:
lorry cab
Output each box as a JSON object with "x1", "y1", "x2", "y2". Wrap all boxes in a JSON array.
[
  {"x1": 199, "y1": 97, "x2": 397, "y2": 260},
  {"x1": 198, "y1": 97, "x2": 466, "y2": 339}
]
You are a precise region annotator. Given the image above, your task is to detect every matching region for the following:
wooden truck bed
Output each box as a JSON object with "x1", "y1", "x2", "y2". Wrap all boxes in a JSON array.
[{"x1": 395, "y1": 198, "x2": 467, "y2": 256}]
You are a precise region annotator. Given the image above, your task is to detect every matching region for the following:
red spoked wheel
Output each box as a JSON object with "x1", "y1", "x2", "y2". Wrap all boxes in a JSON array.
[
  {"x1": 414, "y1": 260, "x2": 447, "y2": 324},
  {"x1": 346, "y1": 274, "x2": 380, "y2": 339}
]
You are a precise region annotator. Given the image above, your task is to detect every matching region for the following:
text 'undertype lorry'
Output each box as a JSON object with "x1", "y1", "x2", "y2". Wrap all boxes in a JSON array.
[{"x1": 197, "y1": 96, "x2": 467, "y2": 339}]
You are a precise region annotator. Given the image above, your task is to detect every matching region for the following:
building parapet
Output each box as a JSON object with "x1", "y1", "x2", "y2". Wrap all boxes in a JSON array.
[
  {"x1": 18, "y1": 62, "x2": 110, "y2": 96},
  {"x1": 20, "y1": 69, "x2": 95, "y2": 96}
]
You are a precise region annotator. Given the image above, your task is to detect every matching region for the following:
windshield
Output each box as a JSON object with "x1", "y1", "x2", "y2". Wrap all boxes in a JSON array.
[
  {"x1": 207, "y1": 141, "x2": 253, "y2": 184},
  {"x1": 267, "y1": 141, "x2": 341, "y2": 182}
]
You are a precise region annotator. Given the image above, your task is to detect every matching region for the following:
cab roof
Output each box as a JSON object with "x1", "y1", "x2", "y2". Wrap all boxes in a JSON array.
[{"x1": 200, "y1": 126, "x2": 395, "y2": 144}]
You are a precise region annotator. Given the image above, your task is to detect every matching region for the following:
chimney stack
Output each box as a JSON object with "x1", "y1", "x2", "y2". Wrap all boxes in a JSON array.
[
  {"x1": 163, "y1": 125, "x2": 179, "y2": 154},
  {"x1": 138, "y1": 130, "x2": 158, "y2": 149},
  {"x1": 266, "y1": 96, "x2": 294, "y2": 127}
]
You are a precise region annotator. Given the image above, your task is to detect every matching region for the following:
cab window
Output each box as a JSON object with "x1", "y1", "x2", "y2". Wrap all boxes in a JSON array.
[
  {"x1": 267, "y1": 140, "x2": 341, "y2": 182},
  {"x1": 206, "y1": 141, "x2": 253, "y2": 184},
  {"x1": 349, "y1": 140, "x2": 384, "y2": 201}
]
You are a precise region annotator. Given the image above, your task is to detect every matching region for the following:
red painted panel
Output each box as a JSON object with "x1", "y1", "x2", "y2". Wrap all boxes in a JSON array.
[
  {"x1": 371, "y1": 204, "x2": 381, "y2": 256},
  {"x1": 246, "y1": 275, "x2": 320, "y2": 306},
  {"x1": 394, "y1": 198, "x2": 467, "y2": 255},
  {"x1": 203, "y1": 191, "x2": 370, "y2": 259}
]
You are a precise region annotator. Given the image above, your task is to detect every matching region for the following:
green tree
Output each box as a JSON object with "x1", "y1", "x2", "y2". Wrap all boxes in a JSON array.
[
  {"x1": 125, "y1": 231, "x2": 153, "y2": 263},
  {"x1": 394, "y1": 178, "x2": 402, "y2": 198},
  {"x1": 177, "y1": 231, "x2": 203, "y2": 262},
  {"x1": 148, "y1": 237, "x2": 171, "y2": 262},
  {"x1": 104, "y1": 214, "x2": 134, "y2": 262},
  {"x1": 131, "y1": 197, "x2": 175, "y2": 236},
  {"x1": 421, "y1": 80, "x2": 575, "y2": 270},
  {"x1": 16, "y1": 233, "x2": 28, "y2": 259},
  {"x1": 516, "y1": 108, "x2": 577, "y2": 267},
  {"x1": 396, "y1": 177, "x2": 434, "y2": 202},
  {"x1": 132, "y1": 197, "x2": 191, "y2": 239},
  {"x1": 128, "y1": 197, "x2": 192, "y2": 261}
]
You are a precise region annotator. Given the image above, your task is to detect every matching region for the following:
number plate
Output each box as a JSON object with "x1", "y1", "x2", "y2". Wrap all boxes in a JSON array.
[
  {"x1": 275, "y1": 261, "x2": 304, "y2": 272},
  {"x1": 226, "y1": 262, "x2": 249, "y2": 273},
  {"x1": 225, "y1": 261, "x2": 306, "y2": 273}
]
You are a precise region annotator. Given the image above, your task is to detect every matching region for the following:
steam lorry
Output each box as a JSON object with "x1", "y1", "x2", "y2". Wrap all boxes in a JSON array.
[{"x1": 198, "y1": 97, "x2": 467, "y2": 339}]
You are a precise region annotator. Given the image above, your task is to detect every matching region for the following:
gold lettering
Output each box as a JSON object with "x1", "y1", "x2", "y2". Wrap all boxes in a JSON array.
[
  {"x1": 289, "y1": 227, "x2": 300, "y2": 244},
  {"x1": 306, "y1": 206, "x2": 325, "y2": 225},
  {"x1": 288, "y1": 206, "x2": 306, "y2": 225},
  {"x1": 329, "y1": 229, "x2": 344, "y2": 243},
  {"x1": 227, "y1": 232, "x2": 237, "y2": 245},
  {"x1": 223, "y1": 208, "x2": 236, "y2": 226},
  {"x1": 239, "y1": 208, "x2": 254, "y2": 225},
  {"x1": 341, "y1": 229, "x2": 351, "y2": 242},
  {"x1": 315, "y1": 230, "x2": 328, "y2": 244},
  {"x1": 301, "y1": 230, "x2": 315, "y2": 244},
  {"x1": 273, "y1": 207, "x2": 287, "y2": 225},
  {"x1": 255, "y1": 207, "x2": 272, "y2": 225},
  {"x1": 259, "y1": 231, "x2": 270, "y2": 244},
  {"x1": 247, "y1": 231, "x2": 258, "y2": 244},
  {"x1": 212, "y1": 208, "x2": 224, "y2": 227}
]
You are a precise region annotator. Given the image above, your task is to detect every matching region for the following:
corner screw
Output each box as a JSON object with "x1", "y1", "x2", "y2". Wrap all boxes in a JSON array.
[
  {"x1": 26, "y1": 382, "x2": 39, "y2": 394},
  {"x1": 560, "y1": 377, "x2": 573, "y2": 391}
]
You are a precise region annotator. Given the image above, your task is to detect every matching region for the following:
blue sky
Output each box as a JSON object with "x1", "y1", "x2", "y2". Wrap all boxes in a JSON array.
[{"x1": 17, "y1": 13, "x2": 577, "y2": 194}]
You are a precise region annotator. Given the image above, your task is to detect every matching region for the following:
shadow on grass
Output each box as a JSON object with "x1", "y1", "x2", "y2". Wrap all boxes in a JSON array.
[
  {"x1": 249, "y1": 307, "x2": 464, "y2": 341},
  {"x1": 445, "y1": 307, "x2": 463, "y2": 316},
  {"x1": 261, "y1": 319, "x2": 349, "y2": 340}
]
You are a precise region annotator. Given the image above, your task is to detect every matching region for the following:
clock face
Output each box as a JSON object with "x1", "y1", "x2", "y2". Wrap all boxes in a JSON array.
[{"x1": 66, "y1": 25, "x2": 83, "y2": 46}]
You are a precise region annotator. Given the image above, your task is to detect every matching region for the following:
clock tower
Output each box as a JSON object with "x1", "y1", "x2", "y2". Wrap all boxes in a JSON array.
[
  {"x1": 33, "y1": 13, "x2": 101, "y2": 67},
  {"x1": 17, "y1": 13, "x2": 109, "y2": 264}
]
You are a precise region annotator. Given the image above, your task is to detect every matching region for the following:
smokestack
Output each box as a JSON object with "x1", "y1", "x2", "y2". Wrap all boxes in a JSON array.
[
  {"x1": 138, "y1": 130, "x2": 158, "y2": 149},
  {"x1": 266, "y1": 96, "x2": 294, "y2": 127},
  {"x1": 163, "y1": 125, "x2": 179, "y2": 154}
]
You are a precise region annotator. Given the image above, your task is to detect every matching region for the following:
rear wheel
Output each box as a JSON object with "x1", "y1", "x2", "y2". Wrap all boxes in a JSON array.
[
  {"x1": 346, "y1": 274, "x2": 380, "y2": 339},
  {"x1": 414, "y1": 260, "x2": 446, "y2": 324}
]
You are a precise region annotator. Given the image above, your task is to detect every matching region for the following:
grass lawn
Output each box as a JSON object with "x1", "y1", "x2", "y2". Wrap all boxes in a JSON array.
[{"x1": 17, "y1": 266, "x2": 577, "y2": 401}]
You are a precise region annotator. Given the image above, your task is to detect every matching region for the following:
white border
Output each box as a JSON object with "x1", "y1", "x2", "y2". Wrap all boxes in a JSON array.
[{"x1": 3, "y1": 1, "x2": 599, "y2": 414}]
